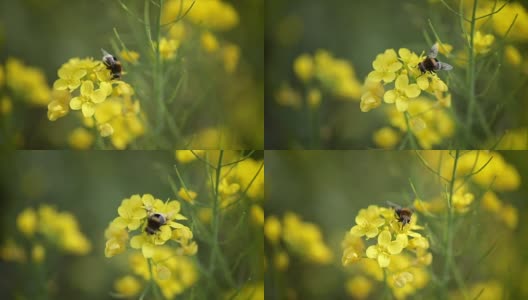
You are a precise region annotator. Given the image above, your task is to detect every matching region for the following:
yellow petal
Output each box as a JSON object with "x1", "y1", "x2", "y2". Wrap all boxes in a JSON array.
[
  {"x1": 405, "y1": 84, "x2": 421, "y2": 98},
  {"x1": 142, "y1": 243, "x2": 154, "y2": 258},
  {"x1": 69, "y1": 97, "x2": 82, "y2": 110},
  {"x1": 81, "y1": 81, "x2": 94, "y2": 95},
  {"x1": 377, "y1": 253, "x2": 390, "y2": 267},
  {"x1": 91, "y1": 89, "x2": 107, "y2": 104},
  {"x1": 53, "y1": 79, "x2": 68, "y2": 90},
  {"x1": 378, "y1": 230, "x2": 391, "y2": 246},
  {"x1": 384, "y1": 90, "x2": 397, "y2": 103},
  {"x1": 367, "y1": 71, "x2": 384, "y2": 82},
  {"x1": 395, "y1": 98, "x2": 408, "y2": 112},
  {"x1": 82, "y1": 102, "x2": 95, "y2": 117},
  {"x1": 395, "y1": 75, "x2": 408, "y2": 90},
  {"x1": 417, "y1": 76, "x2": 429, "y2": 90},
  {"x1": 366, "y1": 245, "x2": 378, "y2": 258},
  {"x1": 130, "y1": 235, "x2": 144, "y2": 249}
]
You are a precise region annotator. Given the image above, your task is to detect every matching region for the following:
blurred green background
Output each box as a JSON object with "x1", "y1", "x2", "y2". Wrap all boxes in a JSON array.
[
  {"x1": 265, "y1": 150, "x2": 528, "y2": 299},
  {"x1": 1, "y1": 0, "x2": 264, "y2": 149}
]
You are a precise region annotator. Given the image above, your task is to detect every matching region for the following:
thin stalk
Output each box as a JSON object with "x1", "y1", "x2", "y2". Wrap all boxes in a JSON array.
[
  {"x1": 209, "y1": 150, "x2": 224, "y2": 274},
  {"x1": 153, "y1": 0, "x2": 165, "y2": 134},
  {"x1": 442, "y1": 150, "x2": 459, "y2": 299},
  {"x1": 383, "y1": 268, "x2": 391, "y2": 300},
  {"x1": 147, "y1": 258, "x2": 163, "y2": 300},
  {"x1": 404, "y1": 112, "x2": 419, "y2": 149},
  {"x1": 466, "y1": 0, "x2": 478, "y2": 130}
]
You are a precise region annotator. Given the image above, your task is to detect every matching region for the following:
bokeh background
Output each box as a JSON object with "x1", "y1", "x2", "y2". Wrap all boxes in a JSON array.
[
  {"x1": 1, "y1": 0, "x2": 264, "y2": 149},
  {"x1": 265, "y1": 150, "x2": 528, "y2": 299},
  {"x1": 0, "y1": 150, "x2": 264, "y2": 299},
  {"x1": 265, "y1": 0, "x2": 528, "y2": 149}
]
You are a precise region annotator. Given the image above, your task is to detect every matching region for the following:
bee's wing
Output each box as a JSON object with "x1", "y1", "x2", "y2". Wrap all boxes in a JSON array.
[
  {"x1": 428, "y1": 43, "x2": 439, "y2": 58},
  {"x1": 101, "y1": 48, "x2": 111, "y2": 56},
  {"x1": 386, "y1": 201, "x2": 402, "y2": 209},
  {"x1": 437, "y1": 61, "x2": 453, "y2": 71}
]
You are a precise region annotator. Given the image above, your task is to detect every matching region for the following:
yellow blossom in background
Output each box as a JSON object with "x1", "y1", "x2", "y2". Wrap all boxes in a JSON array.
[
  {"x1": 201, "y1": 31, "x2": 219, "y2": 53},
  {"x1": 114, "y1": 276, "x2": 141, "y2": 297},
  {"x1": 452, "y1": 181, "x2": 475, "y2": 214},
  {"x1": 490, "y1": 2, "x2": 528, "y2": 41},
  {"x1": 472, "y1": 31, "x2": 495, "y2": 55},
  {"x1": 264, "y1": 216, "x2": 282, "y2": 244},
  {"x1": 0, "y1": 96, "x2": 12, "y2": 115},
  {"x1": 496, "y1": 127, "x2": 528, "y2": 149},
  {"x1": 5, "y1": 58, "x2": 51, "y2": 106},
  {"x1": 120, "y1": 50, "x2": 140, "y2": 64},
  {"x1": 293, "y1": 53, "x2": 314, "y2": 82},
  {"x1": 175, "y1": 150, "x2": 205, "y2": 163},
  {"x1": 345, "y1": 276, "x2": 372, "y2": 299},
  {"x1": 373, "y1": 127, "x2": 401, "y2": 149},
  {"x1": 68, "y1": 127, "x2": 94, "y2": 150},
  {"x1": 275, "y1": 84, "x2": 302, "y2": 109},
  {"x1": 504, "y1": 45, "x2": 522, "y2": 66},
  {"x1": 159, "y1": 37, "x2": 180, "y2": 59},
  {"x1": 16, "y1": 208, "x2": 37, "y2": 237},
  {"x1": 31, "y1": 244, "x2": 45, "y2": 263},
  {"x1": 0, "y1": 239, "x2": 26, "y2": 263},
  {"x1": 178, "y1": 187, "x2": 197, "y2": 204},
  {"x1": 168, "y1": 22, "x2": 186, "y2": 41},
  {"x1": 451, "y1": 280, "x2": 504, "y2": 300},
  {"x1": 313, "y1": 49, "x2": 362, "y2": 100},
  {"x1": 223, "y1": 43, "x2": 240, "y2": 73},
  {"x1": 251, "y1": 204, "x2": 264, "y2": 225},
  {"x1": 437, "y1": 42, "x2": 453, "y2": 56},
  {"x1": 281, "y1": 212, "x2": 333, "y2": 264},
  {"x1": 162, "y1": 0, "x2": 239, "y2": 32},
  {"x1": 274, "y1": 251, "x2": 290, "y2": 271},
  {"x1": 307, "y1": 88, "x2": 322, "y2": 109}
]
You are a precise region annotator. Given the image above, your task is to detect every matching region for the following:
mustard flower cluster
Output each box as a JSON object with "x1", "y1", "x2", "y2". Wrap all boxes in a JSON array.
[
  {"x1": 342, "y1": 205, "x2": 431, "y2": 299},
  {"x1": 265, "y1": 212, "x2": 333, "y2": 270},
  {"x1": 3, "y1": 58, "x2": 51, "y2": 107},
  {"x1": 48, "y1": 57, "x2": 144, "y2": 149},
  {"x1": 160, "y1": 0, "x2": 241, "y2": 73},
  {"x1": 1, "y1": 205, "x2": 91, "y2": 264},
  {"x1": 104, "y1": 194, "x2": 197, "y2": 259},
  {"x1": 373, "y1": 98, "x2": 455, "y2": 149},
  {"x1": 224, "y1": 282, "x2": 264, "y2": 300},
  {"x1": 113, "y1": 246, "x2": 198, "y2": 299},
  {"x1": 361, "y1": 46, "x2": 451, "y2": 112}
]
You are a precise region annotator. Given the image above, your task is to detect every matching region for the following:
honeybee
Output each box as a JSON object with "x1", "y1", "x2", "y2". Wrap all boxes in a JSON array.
[
  {"x1": 145, "y1": 212, "x2": 167, "y2": 235},
  {"x1": 101, "y1": 48, "x2": 122, "y2": 80},
  {"x1": 387, "y1": 201, "x2": 413, "y2": 228},
  {"x1": 418, "y1": 43, "x2": 453, "y2": 74}
]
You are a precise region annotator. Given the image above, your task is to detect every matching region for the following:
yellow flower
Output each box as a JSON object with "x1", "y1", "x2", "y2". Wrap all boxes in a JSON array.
[
  {"x1": 223, "y1": 43, "x2": 240, "y2": 73},
  {"x1": 342, "y1": 231, "x2": 365, "y2": 266},
  {"x1": 293, "y1": 53, "x2": 314, "y2": 82},
  {"x1": 105, "y1": 222, "x2": 129, "y2": 258},
  {"x1": 53, "y1": 64, "x2": 87, "y2": 91},
  {"x1": 275, "y1": 84, "x2": 302, "y2": 109},
  {"x1": 373, "y1": 127, "x2": 401, "y2": 149},
  {"x1": 70, "y1": 81, "x2": 111, "y2": 117},
  {"x1": 251, "y1": 204, "x2": 264, "y2": 225},
  {"x1": 366, "y1": 230, "x2": 405, "y2": 268},
  {"x1": 114, "y1": 276, "x2": 141, "y2": 297},
  {"x1": 384, "y1": 74, "x2": 421, "y2": 112},
  {"x1": 32, "y1": 244, "x2": 46, "y2": 263},
  {"x1": 282, "y1": 213, "x2": 332, "y2": 264},
  {"x1": 398, "y1": 48, "x2": 422, "y2": 75},
  {"x1": 481, "y1": 191, "x2": 502, "y2": 213},
  {"x1": 47, "y1": 90, "x2": 71, "y2": 121},
  {"x1": 501, "y1": 204, "x2": 518, "y2": 229},
  {"x1": 178, "y1": 187, "x2": 197, "y2": 204},
  {"x1": 274, "y1": 251, "x2": 289, "y2": 271},
  {"x1": 346, "y1": 276, "x2": 372, "y2": 299},
  {"x1": 159, "y1": 38, "x2": 180, "y2": 59},
  {"x1": 313, "y1": 50, "x2": 362, "y2": 99},
  {"x1": 436, "y1": 42, "x2": 453, "y2": 56},
  {"x1": 0, "y1": 239, "x2": 26, "y2": 263},
  {"x1": 175, "y1": 150, "x2": 205, "y2": 163},
  {"x1": 264, "y1": 216, "x2": 281, "y2": 244},
  {"x1": 0, "y1": 96, "x2": 12, "y2": 115},
  {"x1": 350, "y1": 205, "x2": 385, "y2": 238},
  {"x1": 473, "y1": 31, "x2": 495, "y2": 55},
  {"x1": 120, "y1": 50, "x2": 140, "y2": 63},
  {"x1": 360, "y1": 79, "x2": 385, "y2": 112},
  {"x1": 113, "y1": 195, "x2": 148, "y2": 230},
  {"x1": 6, "y1": 58, "x2": 52, "y2": 105},
  {"x1": 16, "y1": 208, "x2": 37, "y2": 237},
  {"x1": 68, "y1": 127, "x2": 94, "y2": 150},
  {"x1": 201, "y1": 31, "x2": 219, "y2": 53},
  {"x1": 491, "y1": 2, "x2": 528, "y2": 41},
  {"x1": 452, "y1": 187, "x2": 474, "y2": 214},
  {"x1": 164, "y1": 0, "x2": 239, "y2": 32},
  {"x1": 307, "y1": 88, "x2": 322, "y2": 109},
  {"x1": 504, "y1": 45, "x2": 522, "y2": 66},
  {"x1": 367, "y1": 49, "x2": 403, "y2": 83}
]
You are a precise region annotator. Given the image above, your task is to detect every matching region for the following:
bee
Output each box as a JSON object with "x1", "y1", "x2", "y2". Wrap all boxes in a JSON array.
[
  {"x1": 387, "y1": 201, "x2": 413, "y2": 228},
  {"x1": 101, "y1": 48, "x2": 122, "y2": 80},
  {"x1": 418, "y1": 43, "x2": 453, "y2": 74},
  {"x1": 145, "y1": 212, "x2": 167, "y2": 235}
]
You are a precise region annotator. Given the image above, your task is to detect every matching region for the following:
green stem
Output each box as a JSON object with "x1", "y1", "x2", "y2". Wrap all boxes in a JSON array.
[
  {"x1": 209, "y1": 150, "x2": 224, "y2": 274},
  {"x1": 442, "y1": 150, "x2": 459, "y2": 299},
  {"x1": 147, "y1": 258, "x2": 163, "y2": 300},
  {"x1": 466, "y1": 0, "x2": 478, "y2": 131},
  {"x1": 383, "y1": 268, "x2": 391, "y2": 300},
  {"x1": 154, "y1": 0, "x2": 165, "y2": 135},
  {"x1": 404, "y1": 112, "x2": 419, "y2": 149}
]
